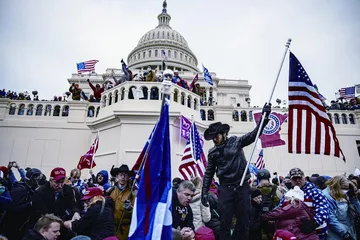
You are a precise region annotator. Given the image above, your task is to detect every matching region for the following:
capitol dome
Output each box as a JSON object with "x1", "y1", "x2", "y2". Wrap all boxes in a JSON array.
[{"x1": 127, "y1": 1, "x2": 198, "y2": 73}]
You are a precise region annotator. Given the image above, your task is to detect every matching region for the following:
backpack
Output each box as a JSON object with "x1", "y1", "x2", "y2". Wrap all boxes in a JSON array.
[
  {"x1": 9, "y1": 182, "x2": 33, "y2": 213},
  {"x1": 260, "y1": 185, "x2": 277, "y2": 213}
]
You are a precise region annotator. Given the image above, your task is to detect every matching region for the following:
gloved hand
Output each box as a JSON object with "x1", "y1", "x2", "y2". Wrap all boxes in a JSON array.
[
  {"x1": 124, "y1": 200, "x2": 133, "y2": 211},
  {"x1": 343, "y1": 232, "x2": 354, "y2": 240},
  {"x1": 201, "y1": 192, "x2": 209, "y2": 207},
  {"x1": 299, "y1": 218, "x2": 318, "y2": 234},
  {"x1": 262, "y1": 103, "x2": 272, "y2": 119}
]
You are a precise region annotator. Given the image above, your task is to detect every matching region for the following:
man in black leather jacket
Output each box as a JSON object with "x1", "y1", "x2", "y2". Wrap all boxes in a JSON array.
[{"x1": 201, "y1": 103, "x2": 271, "y2": 240}]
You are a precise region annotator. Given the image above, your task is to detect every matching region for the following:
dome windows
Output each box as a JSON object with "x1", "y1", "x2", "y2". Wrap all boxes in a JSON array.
[
  {"x1": 168, "y1": 50, "x2": 171, "y2": 58},
  {"x1": 167, "y1": 32, "x2": 170, "y2": 39},
  {"x1": 143, "y1": 52, "x2": 146, "y2": 58},
  {"x1": 155, "y1": 49, "x2": 158, "y2": 57},
  {"x1": 180, "y1": 53, "x2": 183, "y2": 60},
  {"x1": 149, "y1": 50, "x2": 152, "y2": 57},
  {"x1": 162, "y1": 31, "x2": 165, "y2": 38},
  {"x1": 174, "y1": 51, "x2": 177, "y2": 58},
  {"x1": 157, "y1": 31, "x2": 160, "y2": 38}
]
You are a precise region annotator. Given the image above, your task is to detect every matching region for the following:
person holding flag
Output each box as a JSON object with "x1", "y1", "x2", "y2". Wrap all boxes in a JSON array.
[{"x1": 201, "y1": 103, "x2": 271, "y2": 240}]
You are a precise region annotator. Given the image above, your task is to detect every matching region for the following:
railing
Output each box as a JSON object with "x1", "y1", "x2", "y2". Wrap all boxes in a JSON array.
[
  {"x1": 100, "y1": 81, "x2": 201, "y2": 111},
  {"x1": 6, "y1": 100, "x2": 71, "y2": 117}
]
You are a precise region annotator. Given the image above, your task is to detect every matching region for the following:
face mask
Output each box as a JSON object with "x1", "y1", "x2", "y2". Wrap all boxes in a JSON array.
[{"x1": 341, "y1": 189, "x2": 349, "y2": 195}]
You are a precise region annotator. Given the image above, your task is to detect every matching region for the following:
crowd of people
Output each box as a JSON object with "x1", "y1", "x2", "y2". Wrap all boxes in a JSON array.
[{"x1": 327, "y1": 99, "x2": 360, "y2": 111}]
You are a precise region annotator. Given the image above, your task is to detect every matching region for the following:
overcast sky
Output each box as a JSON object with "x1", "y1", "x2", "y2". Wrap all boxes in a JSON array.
[{"x1": 1, "y1": 0, "x2": 359, "y2": 106}]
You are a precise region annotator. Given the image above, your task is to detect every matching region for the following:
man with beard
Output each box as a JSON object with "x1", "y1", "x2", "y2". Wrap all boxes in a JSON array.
[{"x1": 201, "y1": 103, "x2": 271, "y2": 240}]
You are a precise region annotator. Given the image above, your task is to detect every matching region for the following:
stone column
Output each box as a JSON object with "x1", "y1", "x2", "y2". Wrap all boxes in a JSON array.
[{"x1": 206, "y1": 88, "x2": 210, "y2": 104}]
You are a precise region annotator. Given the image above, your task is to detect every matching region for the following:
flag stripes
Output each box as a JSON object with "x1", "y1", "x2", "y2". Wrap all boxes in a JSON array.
[{"x1": 288, "y1": 52, "x2": 345, "y2": 161}]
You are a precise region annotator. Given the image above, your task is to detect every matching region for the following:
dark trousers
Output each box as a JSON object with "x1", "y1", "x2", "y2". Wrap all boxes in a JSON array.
[{"x1": 218, "y1": 183, "x2": 251, "y2": 240}]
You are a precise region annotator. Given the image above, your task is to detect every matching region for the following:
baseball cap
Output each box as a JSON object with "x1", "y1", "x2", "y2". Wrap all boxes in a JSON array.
[
  {"x1": 81, "y1": 187, "x2": 103, "y2": 200},
  {"x1": 50, "y1": 167, "x2": 66, "y2": 181},
  {"x1": 289, "y1": 168, "x2": 304, "y2": 179}
]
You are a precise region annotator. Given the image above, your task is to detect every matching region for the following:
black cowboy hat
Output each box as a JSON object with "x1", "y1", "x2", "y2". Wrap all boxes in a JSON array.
[
  {"x1": 111, "y1": 164, "x2": 134, "y2": 177},
  {"x1": 204, "y1": 122, "x2": 230, "y2": 141}
]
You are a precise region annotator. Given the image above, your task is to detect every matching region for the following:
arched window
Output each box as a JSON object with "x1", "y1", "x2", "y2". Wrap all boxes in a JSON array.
[
  {"x1": 241, "y1": 110, "x2": 247, "y2": 122},
  {"x1": 44, "y1": 105, "x2": 51, "y2": 116},
  {"x1": 185, "y1": 55, "x2": 188, "y2": 62},
  {"x1": 334, "y1": 114, "x2": 340, "y2": 124},
  {"x1": 150, "y1": 87, "x2": 159, "y2": 100},
  {"x1": 108, "y1": 93, "x2": 113, "y2": 106},
  {"x1": 62, "y1": 106, "x2": 69, "y2": 117},
  {"x1": 194, "y1": 98, "x2": 198, "y2": 110},
  {"x1": 180, "y1": 53, "x2": 183, "y2": 60},
  {"x1": 114, "y1": 90, "x2": 119, "y2": 103},
  {"x1": 173, "y1": 89, "x2": 179, "y2": 102},
  {"x1": 155, "y1": 50, "x2": 158, "y2": 57},
  {"x1": 187, "y1": 96, "x2": 192, "y2": 108},
  {"x1": 157, "y1": 31, "x2": 160, "y2": 38},
  {"x1": 167, "y1": 32, "x2": 170, "y2": 38},
  {"x1": 172, "y1": 32, "x2": 174, "y2": 40},
  {"x1": 102, "y1": 95, "x2": 107, "y2": 108},
  {"x1": 174, "y1": 51, "x2": 177, "y2": 59},
  {"x1": 149, "y1": 50, "x2": 152, "y2": 57},
  {"x1": 27, "y1": 104, "x2": 34, "y2": 116},
  {"x1": 96, "y1": 107, "x2": 100, "y2": 117},
  {"x1": 18, "y1": 104, "x2": 25, "y2": 115},
  {"x1": 138, "y1": 53, "x2": 140, "y2": 59},
  {"x1": 53, "y1": 105, "x2": 61, "y2": 116},
  {"x1": 200, "y1": 109, "x2": 206, "y2": 121},
  {"x1": 233, "y1": 110, "x2": 239, "y2": 122},
  {"x1": 249, "y1": 111, "x2": 253, "y2": 122},
  {"x1": 129, "y1": 86, "x2": 136, "y2": 99},
  {"x1": 176, "y1": 34, "x2": 179, "y2": 41},
  {"x1": 152, "y1": 32, "x2": 155, "y2": 39},
  {"x1": 168, "y1": 50, "x2": 171, "y2": 58},
  {"x1": 143, "y1": 52, "x2": 146, "y2": 58},
  {"x1": 88, "y1": 106, "x2": 95, "y2": 117},
  {"x1": 140, "y1": 87, "x2": 148, "y2": 100},
  {"x1": 181, "y1": 93, "x2": 186, "y2": 105},
  {"x1": 162, "y1": 31, "x2": 165, "y2": 38},
  {"x1": 9, "y1": 103, "x2": 16, "y2": 115},
  {"x1": 121, "y1": 87, "x2": 125, "y2": 101},
  {"x1": 208, "y1": 110, "x2": 214, "y2": 121},
  {"x1": 35, "y1": 104, "x2": 43, "y2": 116},
  {"x1": 327, "y1": 113, "x2": 332, "y2": 123},
  {"x1": 341, "y1": 114, "x2": 348, "y2": 124},
  {"x1": 349, "y1": 114, "x2": 355, "y2": 124}
]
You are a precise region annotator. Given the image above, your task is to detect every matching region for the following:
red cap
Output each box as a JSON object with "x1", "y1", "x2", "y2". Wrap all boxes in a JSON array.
[
  {"x1": 50, "y1": 167, "x2": 66, "y2": 181},
  {"x1": 0, "y1": 166, "x2": 8, "y2": 178},
  {"x1": 81, "y1": 187, "x2": 103, "y2": 200}
]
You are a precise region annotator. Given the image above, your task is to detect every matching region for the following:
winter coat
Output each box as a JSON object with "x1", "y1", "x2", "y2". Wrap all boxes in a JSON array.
[
  {"x1": 0, "y1": 187, "x2": 12, "y2": 212},
  {"x1": 88, "y1": 82, "x2": 104, "y2": 100},
  {"x1": 94, "y1": 170, "x2": 111, "y2": 192},
  {"x1": 202, "y1": 120, "x2": 269, "y2": 193},
  {"x1": 30, "y1": 182, "x2": 80, "y2": 225},
  {"x1": 263, "y1": 201, "x2": 319, "y2": 240},
  {"x1": 189, "y1": 189, "x2": 211, "y2": 230},
  {"x1": 71, "y1": 201, "x2": 115, "y2": 240},
  {"x1": 205, "y1": 192, "x2": 221, "y2": 238},
  {"x1": 110, "y1": 184, "x2": 136, "y2": 240},
  {"x1": 146, "y1": 70, "x2": 156, "y2": 82},
  {"x1": 250, "y1": 201, "x2": 262, "y2": 240},
  {"x1": 22, "y1": 229, "x2": 46, "y2": 240},
  {"x1": 323, "y1": 187, "x2": 360, "y2": 240},
  {"x1": 279, "y1": 182, "x2": 329, "y2": 237},
  {"x1": 69, "y1": 86, "x2": 82, "y2": 100},
  {"x1": 172, "y1": 189, "x2": 195, "y2": 230}
]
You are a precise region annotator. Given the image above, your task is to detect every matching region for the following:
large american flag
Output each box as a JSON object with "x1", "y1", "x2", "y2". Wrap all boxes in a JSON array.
[
  {"x1": 339, "y1": 86, "x2": 355, "y2": 99},
  {"x1": 179, "y1": 122, "x2": 207, "y2": 180},
  {"x1": 288, "y1": 52, "x2": 345, "y2": 161},
  {"x1": 77, "y1": 60, "x2": 99, "y2": 73},
  {"x1": 255, "y1": 149, "x2": 265, "y2": 170}
]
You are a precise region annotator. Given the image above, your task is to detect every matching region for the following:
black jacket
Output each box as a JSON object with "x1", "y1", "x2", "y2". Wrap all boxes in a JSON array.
[
  {"x1": 202, "y1": 120, "x2": 268, "y2": 193},
  {"x1": 22, "y1": 229, "x2": 46, "y2": 240},
  {"x1": 250, "y1": 200, "x2": 262, "y2": 240},
  {"x1": 30, "y1": 182, "x2": 80, "y2": 226},
  {"x1": 205, "y1": 192, "x2": 221, "y2": 239},
  {"x1": 72, "y1": 201, "x2": 115, "y2": 240},
  {"x1": 172, "y1": 190, "x2": 194, "y2": 230}
]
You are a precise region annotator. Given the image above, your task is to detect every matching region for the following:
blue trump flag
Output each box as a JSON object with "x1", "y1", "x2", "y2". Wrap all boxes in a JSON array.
[
  {"x1": 128, "y1": 101, "x2": 172, "y2": 240},
  {"x1": 202, "y1": 65, "x2": 213, "y2": 86}
]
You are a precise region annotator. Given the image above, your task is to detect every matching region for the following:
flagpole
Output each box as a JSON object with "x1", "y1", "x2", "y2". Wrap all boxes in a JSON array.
[
  {"x1": 240, "y1": 38, "x2": 291, "y2": 186},
  {"x1": 271, "y1": 147, "x2": 281, "y2": 186}
]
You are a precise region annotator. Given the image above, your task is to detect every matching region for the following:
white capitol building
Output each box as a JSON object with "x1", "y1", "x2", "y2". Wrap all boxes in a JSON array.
[{"x1": 0, "y1": 1, "x2": 359, "y2": 179}]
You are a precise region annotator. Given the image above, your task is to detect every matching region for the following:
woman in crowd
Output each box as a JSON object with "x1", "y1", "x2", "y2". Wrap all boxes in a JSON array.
[
  {"x1": 322, "y1": 175, "x2": 360, "y2": 240},
  {"x1": 63, "y1": 187, "x2": 116, "y2": 240},
  {"x1": 190, "y1": 177, "x2": 211, "y2": 230},
  {"x1": 262, "y1": 186, "x2": 319, "y2": 240}
]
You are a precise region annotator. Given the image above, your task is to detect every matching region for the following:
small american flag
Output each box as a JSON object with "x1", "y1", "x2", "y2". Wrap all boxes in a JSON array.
[
  {"x1": 255, "y1": 150, "x2": 265, "y2": 170},
  {"x1": 77, "y1": 60, "x2": 99, "y2": 73},
  {"x1": 339, "y1": 86, "x2": 355, "y2": 99},
  {"x1": 179, "y1": 122, "x2": 207, "y2": 180},
  {"x1": 288, "y1": 52, "x2": 345, "y2": 161}
]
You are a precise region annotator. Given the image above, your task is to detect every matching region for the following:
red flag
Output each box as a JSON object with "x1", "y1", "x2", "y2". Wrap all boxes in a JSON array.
[
  {"x1": 189, "y1": 74, "x2": 199, "y2": 91},
  {"x1": 77, "y1": 135, "x2": 99, "y2": 170}
]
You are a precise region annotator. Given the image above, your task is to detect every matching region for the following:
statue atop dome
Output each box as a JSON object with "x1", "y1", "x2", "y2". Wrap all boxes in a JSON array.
[{"x1": 162, "y1": 0, "x2": 167, "y2": 13}]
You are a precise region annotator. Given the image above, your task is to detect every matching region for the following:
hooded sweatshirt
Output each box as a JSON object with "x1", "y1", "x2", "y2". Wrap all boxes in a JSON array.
[{"x1": 97, "y1": 170, "x2": 111, "y2": 192}]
